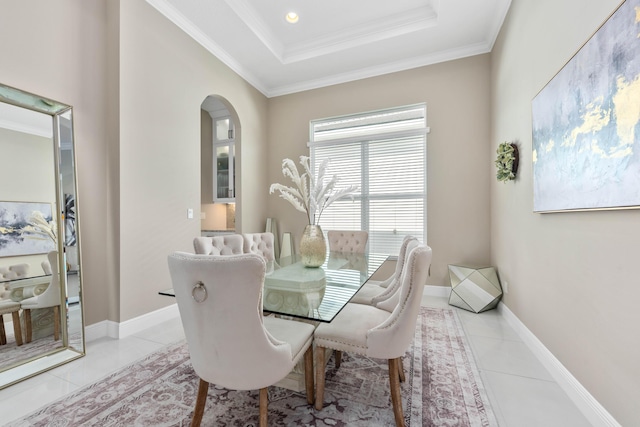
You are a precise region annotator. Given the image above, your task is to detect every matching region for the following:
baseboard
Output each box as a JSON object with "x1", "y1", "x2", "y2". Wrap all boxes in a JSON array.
[
  {"x1": 423, "y1": 284, "x2": 451, "y2": 298},
  {"x1": 84, "y1": 303, "x2": 180, "y2": 341},
  {"x1": 498, "y1": 303, "x2": 620, "y2": 427}
]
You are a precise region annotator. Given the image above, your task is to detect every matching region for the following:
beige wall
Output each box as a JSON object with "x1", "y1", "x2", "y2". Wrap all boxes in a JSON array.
[
  {"x1": 0, "y1": 0, "x2": 111, "y2": 325},
  {"x1": 0, "y1": 0, "x2": 269, "y2": 325},
  {"x1": 117, "y1": 0, "x2": 269, "y2": 321},
  {"x1": 491, "y1": 0, "x2": 638, "y2": 424},
  {"x1": 267, "y1": 55, "x2": 492, "y2": 286},
  {"x1": 0, "y1": 129, "x2": 55, "y2": 273}
]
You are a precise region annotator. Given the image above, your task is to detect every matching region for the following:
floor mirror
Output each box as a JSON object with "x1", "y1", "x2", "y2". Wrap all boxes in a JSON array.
[{"x1": 0, "y1": 83, "x2": 85, "y2": 389}]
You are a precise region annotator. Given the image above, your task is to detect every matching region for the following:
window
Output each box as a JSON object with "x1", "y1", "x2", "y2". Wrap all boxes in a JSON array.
[{"x1": 309, "y1": 104, "x2": 428, "y2": 255}]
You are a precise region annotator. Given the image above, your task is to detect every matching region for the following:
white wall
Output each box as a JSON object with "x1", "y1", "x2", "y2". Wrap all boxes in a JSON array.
[{"x1": 491, "y1": 0, "x2": 639, "y2": 424}]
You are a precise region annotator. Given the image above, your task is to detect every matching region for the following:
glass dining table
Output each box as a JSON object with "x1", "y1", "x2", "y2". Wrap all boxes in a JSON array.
[{"x1": 159, "y1": 251, "x2": 388, "y2": 322}]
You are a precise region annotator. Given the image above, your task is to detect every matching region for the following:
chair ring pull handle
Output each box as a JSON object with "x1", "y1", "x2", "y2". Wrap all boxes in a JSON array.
[{"x1": 192, "y1": 281, "x2": 207, "y2": 303}]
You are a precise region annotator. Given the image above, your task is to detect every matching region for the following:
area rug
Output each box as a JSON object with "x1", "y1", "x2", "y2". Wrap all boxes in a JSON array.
[
  {"x1": 9, "y1": 307, "x2": 497, "y2": 427},
  {"x1": 0, "y1": 333, "x2": 63, "y2": 371}
]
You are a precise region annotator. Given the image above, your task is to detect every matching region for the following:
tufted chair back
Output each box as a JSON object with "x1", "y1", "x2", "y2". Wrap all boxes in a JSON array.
[
  {"x1": 0, "y1": 264, "x2": 29, "y2": 301},
  {"x1": 0, "y1": 264, "x2": 30, "y2": 282},
  {"x1": 243, "y1": 232, "x2": 275, "y2": 261},
  {"x1": 193, "y1": 234, "x2": 244, "y2": 256},
  {"x1": 327, "y1": 230, "x2": 368, "y2": 253}
]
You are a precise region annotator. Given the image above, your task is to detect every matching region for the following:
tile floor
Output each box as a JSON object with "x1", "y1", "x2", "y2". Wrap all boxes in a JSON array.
[{"x1": 0, "y1": 295, "x2": 593, "y2": 426}]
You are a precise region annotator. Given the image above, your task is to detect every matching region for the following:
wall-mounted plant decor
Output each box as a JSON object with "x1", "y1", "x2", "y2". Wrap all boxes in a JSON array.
[{"x1": 495, "y1": 142, "x2": 519, "y2": 183}]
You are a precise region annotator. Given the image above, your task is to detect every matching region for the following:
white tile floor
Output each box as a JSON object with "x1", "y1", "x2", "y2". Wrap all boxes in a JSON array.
[{"x1": 0, "y1": 295, "x2": 592, "y2": 426}]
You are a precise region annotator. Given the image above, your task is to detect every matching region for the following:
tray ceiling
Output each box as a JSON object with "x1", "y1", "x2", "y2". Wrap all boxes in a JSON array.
[{"x1": 147, "y1": 0, "x2": 512, "y2": 97}]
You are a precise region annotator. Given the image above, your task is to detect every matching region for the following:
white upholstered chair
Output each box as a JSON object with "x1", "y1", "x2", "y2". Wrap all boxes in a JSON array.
[
  {"x1": 193, "y1": 234, "x2": 244, "y2": 255},
  {"x1": 167, "y1": 251, "x2": 315, "y2": 427},
  {"x1": 327, "y1": 230, "x2": 368, "y2": 253},
  {"x1": 314, "y1": 244, "x2": 432, "y2": 427},
  {"x1": 0, "y1": 264, "x2": 30, "y2": 346},
  {"x1": 21, "y1": 251, "x2": 61, "y2": 343},
  {"x1": 350, "y1": 236, "x2": 419, "y2": 306},
  {"x1": 242, "y1": 232, "x2": 275, "y2": 261}
]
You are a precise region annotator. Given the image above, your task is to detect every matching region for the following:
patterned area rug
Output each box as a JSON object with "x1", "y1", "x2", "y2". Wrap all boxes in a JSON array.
[
  {"x1": 0, "y1": 333, "x2": 63, "y2": 371},
  {"x1": 9, "y1": 307, "x2": 497, "y2": 427}
]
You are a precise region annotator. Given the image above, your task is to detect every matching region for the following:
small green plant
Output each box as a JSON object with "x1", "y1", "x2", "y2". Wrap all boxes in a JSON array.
[{"x1": 495, "y1": 142, "x2": 518, "y2": 183}]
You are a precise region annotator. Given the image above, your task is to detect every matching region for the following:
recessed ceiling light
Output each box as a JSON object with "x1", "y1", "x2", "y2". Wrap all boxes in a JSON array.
[{"x1": 285, "y1": 12, "x2": 299, "y2": 24}]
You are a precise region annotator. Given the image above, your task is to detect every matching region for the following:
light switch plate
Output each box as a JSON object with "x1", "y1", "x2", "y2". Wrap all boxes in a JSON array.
[{"x1": 187, "y1": 208, "x2": 194, "y2": 219}]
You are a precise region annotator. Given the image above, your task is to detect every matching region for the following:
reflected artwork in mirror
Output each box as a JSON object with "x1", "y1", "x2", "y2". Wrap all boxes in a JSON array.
[{"x1": 0, "y1": 83, "x2": 84, "y2": 389}]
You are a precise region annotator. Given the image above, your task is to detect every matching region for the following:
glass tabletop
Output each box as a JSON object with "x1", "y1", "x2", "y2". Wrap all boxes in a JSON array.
[{"x1": 159, "y1": 251, "x2": 388, "y2": 322}]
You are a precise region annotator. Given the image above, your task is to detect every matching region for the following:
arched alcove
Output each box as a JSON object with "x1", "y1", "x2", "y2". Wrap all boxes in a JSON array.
[{"x1": 200, "y1": 95, "x2": 241, "y2": 235}]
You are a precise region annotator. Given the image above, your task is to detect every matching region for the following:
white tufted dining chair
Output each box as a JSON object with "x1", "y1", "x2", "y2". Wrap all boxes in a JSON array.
[
  {"x1": 21, "y1": 251, "x2": 61, "y2": 343},
  {"x1": 350, "y1": 236, "x2": 418, "y2": 306},
  {"x1": 193, "y1": 234, "x2": 244, "y2": 255},
  {"x1": 327, "y1": 230, "x2": 368, "y2": 253},
  {"x1": 1, "y1": 264, "x2": 30, "y2": 346},
  {"x1": 242, "y1": 232, "x2": 275, "y2": 261},
  {"x1": 167, "y1": 251, "x2": 315, "y2": 427},
  {"x1": 314, "y1": 244, "x2": 432, "y2": 427}
]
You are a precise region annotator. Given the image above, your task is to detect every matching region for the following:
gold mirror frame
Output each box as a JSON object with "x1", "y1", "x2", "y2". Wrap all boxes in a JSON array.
[{"x1": 0, "y1": 83, "x2": 85, "y2": 389}]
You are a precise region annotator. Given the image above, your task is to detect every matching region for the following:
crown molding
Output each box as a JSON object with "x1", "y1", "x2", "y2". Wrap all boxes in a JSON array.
[
  {"x1": 221, "y1": 0, "x2": 285, "y2": 60},
  {"x1": 282, "y1": 6, "x2": 438, "y2": 64},
  {"x1": 146, "y1": 0, "x2": 269, "y2": 97},
  {"x1": 265, "y1": 41, "x2": 492, "y2": 98}
]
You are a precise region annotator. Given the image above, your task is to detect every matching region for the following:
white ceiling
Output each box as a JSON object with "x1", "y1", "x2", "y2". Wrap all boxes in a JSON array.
[{"x1": 146, "y1": 0, "x2": 512, "y2": 98}]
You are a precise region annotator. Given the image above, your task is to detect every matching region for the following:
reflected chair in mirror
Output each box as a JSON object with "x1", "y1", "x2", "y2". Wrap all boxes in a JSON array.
[
  {"x1": 314, "y1": 245, "x2": 432, "y2": 427},
  {"x1": 0, "y1": 264, "x2": 29, "y2": 346},
  {"x1": 327, "y1": 230, "x2": 368, "y2": 254},
  {"x1": 351, "y1": 236, "x2": 418, "y2": 306},
  {"x1": 193, "y1": 234, "x2": 244, "y2": 256},
  {"x1": 167, "y1": 252, "x2": 315, "y2": 427},
  {"x1": 21, "y1": 251, "x2": 61, "y2": 343},
  {"x1": 242, "y1": 232, "x2": 275, "y2": 261}
]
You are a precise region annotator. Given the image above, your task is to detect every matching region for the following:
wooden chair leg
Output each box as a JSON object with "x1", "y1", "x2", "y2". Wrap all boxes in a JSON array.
[
  {"x1": 0, "y1": 317, "x2": 6, "y2": 345},
  {"x1": 190, "y1": 378, "x2": 209, "y2": 427},
  {"x1": 315, "y1": 345, "x2": 326, "y2": 410},
  {"x1": 12, "y1": 311, "x2": 23, "y2": 346},
  {"x1": 53, "y1": 305, "x2": 60, "y2": 341},
  {"x1": 335, "y1": 350, "x2": 342, "y2": 368},
  {"x1": 25, "y1": 309, "x2": 32, "y2": 343},
  {"x1": 304, "y1": 345, "x2": 314, "y2": 404},
  {"x1": 398, "y1": 356, "x2": 405, "y2": 382},
  {"x1": 389, "y1": 358, "x2": 405, "y2": 427},
  {"x1": 259, "y1": 387, "x2": 268, "y2": 427}
]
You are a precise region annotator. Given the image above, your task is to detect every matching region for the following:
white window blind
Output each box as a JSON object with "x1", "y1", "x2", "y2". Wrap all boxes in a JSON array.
[{"x1": 309, "y1": 104, "x2": 427, "y2": 256}]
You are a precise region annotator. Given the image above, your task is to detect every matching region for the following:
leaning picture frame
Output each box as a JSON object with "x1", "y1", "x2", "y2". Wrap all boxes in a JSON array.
[
  {"x1": 0, "y1": 201, "x2": 56, "y2": 256},
  {"x1": 532, "y1": 0, "x2": 640, "y2": 213}
]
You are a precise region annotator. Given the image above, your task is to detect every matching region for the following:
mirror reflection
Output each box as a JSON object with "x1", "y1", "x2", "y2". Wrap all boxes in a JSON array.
[{"x1": 0, "y1": 84, "x2": 84, "y2": 388}]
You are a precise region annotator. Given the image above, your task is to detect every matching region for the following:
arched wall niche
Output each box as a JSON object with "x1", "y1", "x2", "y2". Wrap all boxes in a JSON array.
[{"x1": 200, "y1": 95, "x2": 241, "y2": 234}]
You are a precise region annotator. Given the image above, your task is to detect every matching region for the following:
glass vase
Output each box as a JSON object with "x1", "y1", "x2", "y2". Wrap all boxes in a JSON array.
[{"x1": 300, "y1": 225, "x2": 327, "y2": 267}]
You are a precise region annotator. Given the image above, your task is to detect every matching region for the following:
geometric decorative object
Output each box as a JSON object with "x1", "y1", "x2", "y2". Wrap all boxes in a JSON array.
[{"x1": 448, "y1": 265, "x2": 502, "y2": 313}]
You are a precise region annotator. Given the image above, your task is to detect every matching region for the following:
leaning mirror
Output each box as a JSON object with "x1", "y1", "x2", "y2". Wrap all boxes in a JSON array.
[{"x1": 0, "y1": 83, "x2": 84, "y2": 388}]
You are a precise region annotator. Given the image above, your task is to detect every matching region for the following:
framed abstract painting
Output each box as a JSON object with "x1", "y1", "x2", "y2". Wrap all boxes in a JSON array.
[
  {"x1": 532, "y1": 0, "x2": 640, "y2": 212},
  {"x1": 0, "y1": 201, "x2": 55, "y2": 257}
]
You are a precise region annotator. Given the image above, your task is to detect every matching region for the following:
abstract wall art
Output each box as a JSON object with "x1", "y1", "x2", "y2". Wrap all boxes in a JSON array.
[
  {"x1": 532, "y1": 0, "x2": 640, "y2": 212},
  {"x1": 0, "y1": 201, "x2": 55, "y2": 257}
]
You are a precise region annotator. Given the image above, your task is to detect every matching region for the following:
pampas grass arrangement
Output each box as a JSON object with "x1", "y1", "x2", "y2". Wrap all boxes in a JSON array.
[
  {"x1": 270, "y1": 156, "x2": 358, "y2": 225},
  {"x1": 22, "y1": 210, "x2": 57, "y2": 243}
]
